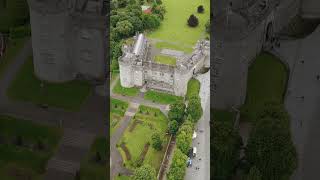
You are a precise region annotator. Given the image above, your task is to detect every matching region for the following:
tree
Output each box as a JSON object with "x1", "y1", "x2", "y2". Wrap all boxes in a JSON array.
[
  {"x1": 245, "y1": 116, "x2": 297, "y2": 180},
  {"x1": 151, "y1": 132, "x2": 163, "y2": 151},
  {"x1": 186, "y1": 96, "x2": 202, "y2": 122},
  {"x1": 139, "y1": 0, "x2": 144, "y2": 5},
  {"x1": 117, "y1": 0, "x2": 127, "y2": 8},
  {"x1": 155, "y1": 0, "x2": 162, "y2": 5},
  {"x1": 178, "y1": 119, "x2": 194, "y2": 135},
  {"x1": 115, "y1": 20, "x2": 134, "y2": 38},
  {"x1": 247, "y1": 166, "x2": 262, "y2": 180},
  {"x1": 187, "y1": 14, "x2": 199, "y2": 27},
  {"x1": 168, "y1": 120, "x2": 179, "y2": 135},
  {"x1": 167, "y1": 148, "x2": 188, "y2": 180},
  {"x1": 197, "y1": 5, "x2": 204, "y2": 13},
  {"x1": 142, "y1": 14, "x2": 161, "y2": 30},
  {"x1": 176, "y1": 131, "x2": 192, "y2": 155},
  {"x1": 128, "y1": 16, "x2": 143, "y2": 32},
  {"x1": 152, "y1": 5, "x2": 166, "y2": 20},
  {"x1": 133, "y1": 164, "x2": 157, "y2": 180},
  {"x1": 168, "y1": 102, "x2": 186, "y2": 124},
  {"x1": 212, "y1": 120, "x2": 242, "y2": 180}
]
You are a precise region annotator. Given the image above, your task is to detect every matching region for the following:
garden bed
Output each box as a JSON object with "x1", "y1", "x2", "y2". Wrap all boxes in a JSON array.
[
  {"x1": 118, "y1": 105, "x2": 169, "y2": 172},
  {"x1": 0, "y1": 115, "x2": 62, "y2": 179}
]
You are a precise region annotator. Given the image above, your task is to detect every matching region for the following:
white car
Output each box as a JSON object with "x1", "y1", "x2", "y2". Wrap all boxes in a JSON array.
[
  {"x1": 193, "y1": 147, "x2": 197, "y2": 157},
  {"x1": 192, "y1": 131, "x2": 197, "y2": 139}
]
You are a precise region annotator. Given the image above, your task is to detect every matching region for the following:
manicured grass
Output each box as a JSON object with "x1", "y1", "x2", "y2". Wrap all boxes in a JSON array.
[
  {"x1": 144, "y1": 90, "x2": 183, "y2": 105},
  {"x1": 154, "y1": 55, "x2": 176, "y2": 66},
  {"x1": 155, "y1": 41, "x2": 193, "y2": 53},
  {"x1": 79, "y1": 137, "x2": 107, "y2": 180},
  {"x1": 0, "y1": 37, "x2": 28, "y2": 78},
  {"x1": 241, "y1": 53, "x2": 288, "y2": 121},
  {"x1": 0, "y1": 115, "x2": 62, "y2": 179},
  {"x1": 148, "y1": 0, "x2": 210, "y2": 46},
  {"x1": 113, "y1": 80, "x2": 140, "y2": 97},
  {"x1": 111, "y1": 72, "x2": 119, "y2": 83},
  {"x1": 118, "y1": 105, "x2": 169, "y2": 172},
  {"x1": 186, "y1": 78, "x2": 200, "y2": 100},
  {"x1": 7, "y1": 57, "x2": 92, "y2": 111},
  {"x1": 110, "y1": 98, "x2": 129, "y2": 135}
]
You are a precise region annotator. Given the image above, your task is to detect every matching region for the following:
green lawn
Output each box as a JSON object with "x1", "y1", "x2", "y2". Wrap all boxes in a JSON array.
[
  {"x1": 186, "y1": 78, "x2": 200, "y2": 100},
  {"x1": 110, "y1": 98, "x2": 129, "y2": 135},
  {"x1": 155, "y1": 41, "x2": 193, "y2": 53},
  {"x1": 111, "y1": 72, "x2": 119, "y2": 83},
  {"x1": 148, "y1": 0, "x2": 210, "y2": 46},
  {"x1": 118, "y1": 105, "x2": 169, "y2": 172},
  {"x1": 113, "y1": 80, "x2": 140, "y2": 97},
  {"x1": 0, "y1": 115, "x2": 62, "y2": 180},
  {"x1": 241, "y1": 53, "x2": 288, "y2": 121},
  {"x1": 144, "y1": 90, "x2": 183, "y2": 105},
  {"x1": 7, "y1": 57, "x2": 92, "y2": 111},
  {"x1": 0, "y1": 37, "x2": 28, "y2": 78},
  {"x1": 79, "y1": 137, "x2": 107, "y2": 180},
  {"x1": 154, "y1": 55, "x2": 176, "y2": 66}
]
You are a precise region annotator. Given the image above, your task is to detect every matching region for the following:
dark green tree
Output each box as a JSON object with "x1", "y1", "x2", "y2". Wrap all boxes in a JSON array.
[
  {"x1": 176, "y1": 130, "x2": 192, "y2": 155},
  {"x1": 151, "y1": 132, "x2": 163, "y2": 151},
  {"x1": 168, "y1": 102, "x2": 186, "y2": 124},
  {"x1": 187, "y1": 14, "x2": 199, "y2": 27},
  {"x1": 168, "y1": 120, "x2": 179, "y2": 135},
  {"x1": 197, "y1": 5, "x2": 204, "y2": 13},
  {"x1": 142, "y1": 14, "x2": 161, "y2": 30},
  {"x1": 115, "y1": 20, "x2": 134, "y2": 38},
  {"x1": 186, "y1": 96, "x2": 202, "y2": 122}
]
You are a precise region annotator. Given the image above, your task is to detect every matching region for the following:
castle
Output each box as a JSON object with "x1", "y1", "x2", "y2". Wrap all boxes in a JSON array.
[
  {"x1": 119, "y1": 34, "x2": 210, "y2": 97},
  {"x1": 212, "y1": 0, "x2": 320, "y2": 109},
  {"x1": 27, "y1": 0, "x2": 107, "y2": 82}
]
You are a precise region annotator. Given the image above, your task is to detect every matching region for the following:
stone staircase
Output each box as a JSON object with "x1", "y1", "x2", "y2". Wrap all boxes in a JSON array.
[{"x1": 44, "y1": 129, "x2": 96, "y2": 180}]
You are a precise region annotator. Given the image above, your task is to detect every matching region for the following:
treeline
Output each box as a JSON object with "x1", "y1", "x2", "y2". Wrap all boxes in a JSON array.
[{"x1": 110, "y1": 0, "x2": 165, "y2": 72}]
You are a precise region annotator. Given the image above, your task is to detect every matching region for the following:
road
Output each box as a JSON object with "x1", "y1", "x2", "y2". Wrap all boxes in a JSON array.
[
  {"x1": 185, "y1": 72, "x2": 210, "y2": 180},
  {"x1": 274, "y1": 25, "x2": 320, "y2": 180}
]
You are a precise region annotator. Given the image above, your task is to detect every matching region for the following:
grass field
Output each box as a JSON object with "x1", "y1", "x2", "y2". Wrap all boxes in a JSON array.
[
  {"x1": 118, "y1": 105, "x2": 169, "y2": 172},
  {"x1": 155, "y1": 41, "x2": 193, "y2": 53},
  {"x1": 186, "y1": 78, "x2": 200, "y2": 100},
  {"x1": 0, "y1": 37, "x2": 28, "y2": 78},
  {"x1": 110, "y1": 98, "x2": 129, "y2": 135},
  {"x1": 0, "y1": 115, "x2": 62, "y2": 180},
  {"x1": 144, "y1": 90, "x2": 183, "y2": 105},
  {"x1": 148, "y1": 0, "x2": 210, "y2": 46},
  {"x1": 7, "y1": 57, "x2": 92, "y2": 111},
  {"x1": 154, "y1": 55, "x2": 176, "y2": 66},
  {"x1": 79, "y1": 137, "x2": 107, "y2": 180},
  {"x1": 113, "y1": 80, "x2": 140, "y2": 97},
  {"x1": 241, "y1": 53, "x2": 288, "y2": 121}
]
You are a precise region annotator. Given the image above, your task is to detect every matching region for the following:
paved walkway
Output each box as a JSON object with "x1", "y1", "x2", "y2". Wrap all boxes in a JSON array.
[
  {"x1": 110, "y1": 103, "x2": 139, "y2": 179},
  {"x1": 0, "y1": 38, "x2": 106, "y2": 179},
  {"x1": 185, "y1": 72, "x2": 210, "y2": 180}
]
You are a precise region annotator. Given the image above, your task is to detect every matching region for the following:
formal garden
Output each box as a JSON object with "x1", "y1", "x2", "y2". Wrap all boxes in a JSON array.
[
  {"x1": 0, "y1": 115, "x2": 62, "y2": 180},
  {"x1": 212, "y1": 53, "x2": 297, "y2": 180},
  {"x1": 110, "y1": 98, "x2": 129, "y2": 135},
  {"x1": 116, "y1": 105, "x2": 169, "y2": 178},
  {"x1": 76, "y1": 137, "x2": 107, "y2": 180},
  {"x1": 7, "y1": 56, "x2": 92, "y2": 111}
]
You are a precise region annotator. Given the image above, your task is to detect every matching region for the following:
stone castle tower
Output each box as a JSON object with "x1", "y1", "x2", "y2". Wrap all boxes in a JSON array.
[
  {"x1": 27, "y1": 0, "x2": 107, "y2": 82},
  {"x1": 212, "y1": 0, "x2": 320, "y2": 109}
]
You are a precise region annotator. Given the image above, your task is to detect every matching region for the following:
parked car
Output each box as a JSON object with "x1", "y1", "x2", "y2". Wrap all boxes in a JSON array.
[
  {"x1": 193, "y1": 147, "x2": 197, "y2": 157},
  {"x1": 192, "y1": 131, "x2": 197, "y2": 139}
]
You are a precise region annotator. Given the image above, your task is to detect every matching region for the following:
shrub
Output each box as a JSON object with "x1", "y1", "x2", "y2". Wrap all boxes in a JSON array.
[
  {"x1": 133, "y1": 164, "x2": 157, "y2": 180},
  {"x1": 186, "y1": 96, "x2": 202, "y2": 122},
  {"x1": 168, "y1": 102, "x2": 186, "y2": 124},
  {"x1": 168, "y1": 120, "x2": 179, "y2": 135},
  {"x1": 151, "y1": 132, "x2": 163, "y2": 151},
  {"x1": 187, "y1": 14, "x2": 199, "y2": 27},
  {"x1": 167, "y1": 148, "x2": 188, "y2": 180},
  {"x1": 197, "y1": 5, "x2": 204, "y2": 13}
]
